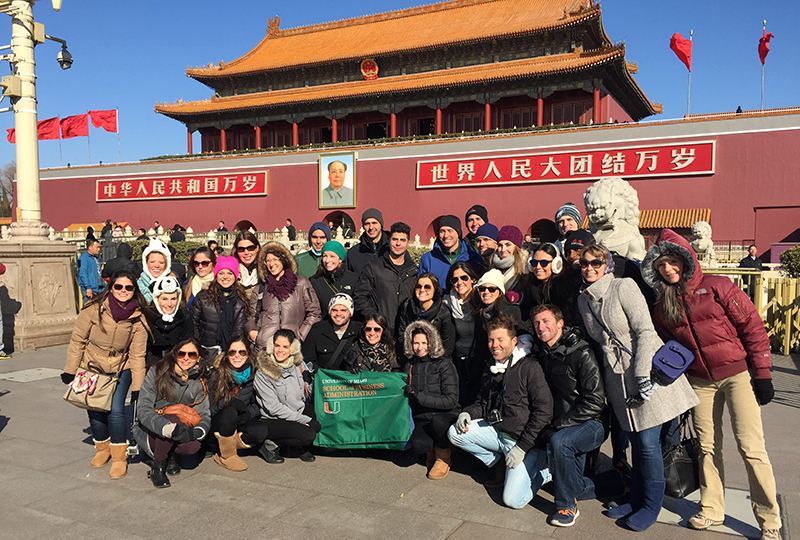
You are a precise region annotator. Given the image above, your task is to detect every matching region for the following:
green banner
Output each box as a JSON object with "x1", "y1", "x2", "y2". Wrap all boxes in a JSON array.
[{"x1": 314, "y1": 369, "x2": 412, "y2": 449}]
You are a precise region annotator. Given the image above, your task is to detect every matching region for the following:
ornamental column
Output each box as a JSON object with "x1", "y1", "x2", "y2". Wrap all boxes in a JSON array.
[
  {"x1": 255, "y1": 125, "x2": 261, "y2": 149},
  {"x1": 435, "y1": 106, "x2": 442, "y2": 135},
  {"x1": 484, "y1": 100, "x2": 491, "y2": 131},
  {"x1": 537, "y1": 93, "x2": 544, "y2": 127},
  {"x1": 292, "y1": 121, "x2": 298, "y2": 146},
  {"x1": 187, "y1": 130, "x2": 192, "y2": 154},
  {"x1": 593, "y1": 86, "x2": 601, "y2": 124},
  {"x1": 390, "y1": 111, "x2": 396, "y2": 138},
  {"x1": 220, "y1": 128, "x2": 226, "y2": 151},
  {"x1": 332, "y1": 118, "x2": 337, "y2": 143}
]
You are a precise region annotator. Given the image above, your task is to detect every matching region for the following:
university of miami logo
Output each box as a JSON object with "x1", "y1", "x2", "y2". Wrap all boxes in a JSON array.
[{"x1": 324, "y1": 401, "x2": 340, "y2": 414}]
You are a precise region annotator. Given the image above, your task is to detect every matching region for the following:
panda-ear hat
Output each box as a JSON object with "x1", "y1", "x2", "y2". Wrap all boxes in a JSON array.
[
  {"x1": 152, "y1": 275, "x2": 182, "y2": 322},
  {"x1": 142, "y1": 238, "x2": 171, "y2": 281}
]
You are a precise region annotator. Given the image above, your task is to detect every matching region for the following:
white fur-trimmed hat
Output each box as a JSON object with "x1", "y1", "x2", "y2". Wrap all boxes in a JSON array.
[
  {"x1": 142, "y1": 238, "x2": 171, "y2": 281},
  {"x1": 152, "y1": 275, "x2": 182, "y2": 322}
]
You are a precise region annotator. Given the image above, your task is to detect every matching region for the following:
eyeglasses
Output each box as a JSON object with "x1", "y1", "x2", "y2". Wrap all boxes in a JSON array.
[
  {"x1": 236, "y1": 245, "x2": 257, "y2": 253},
  {"x1": 265, "y1": 257, "x2": 281, "y2": 264},
  {"x1": 112, "y1": 284, "x2": 135, "y2": 291},
  {"x1": 364, "y1": 326, "x2": 383, "y2": 333},
  {"x1": 449, "y1": 275, "x2": 471, "y2": 284},
  {"x1": 531, "y1": 259, "x2": 552, "y2": 268},
  {"x1": 177, "y1": 350, "x2": 199, "y2": 359},
  {"x1": 227, "y1": 349, "x2": 247, "y2": 357},
  {"x1": 194, "y1": 260, "x2": 212, "y2": 268},
  {"x1": 579, "y1": 258, "x2": 606, "y2": 269},
  {"x1": 477, "y1": 286, "x2": 500, "y2": 294},
  {"x1": 415, "y1": 283, "x2": 433, "y2": 291}
]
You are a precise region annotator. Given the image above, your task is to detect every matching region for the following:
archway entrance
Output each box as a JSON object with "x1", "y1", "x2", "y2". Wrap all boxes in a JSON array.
[
  {"x1": 234, "y1": 219, "x2": 257, "y2": 232},
  {"x1": 324, "y1": 211, "x2": 356, "y2": 239},
  {"x1": 529, "y1": 219, "x2": 559, "y2": 243}
]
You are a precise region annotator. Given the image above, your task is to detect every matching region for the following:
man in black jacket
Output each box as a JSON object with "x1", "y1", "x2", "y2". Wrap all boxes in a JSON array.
[
  {"x1": 353, "y1": 222, "x2": 417, "y2": 332},
  {"x1": 345, "y1": 208, "x2": 390, "y2": 275},
  {"x1": 739, "y1": 244, "x2": 763, "y2": 301},
  {"x1": 302, "y1": 293, "x2": 362, "y2": 371},
  {"x1": 448, "y1": 315, "x2": 553, "y2": 509},
  {"x1": 102, "y1": 242, "x2": 140, "y2": 280},
  {"x1": 531, "y1": 304, "x2": 606, "y2": 527}
]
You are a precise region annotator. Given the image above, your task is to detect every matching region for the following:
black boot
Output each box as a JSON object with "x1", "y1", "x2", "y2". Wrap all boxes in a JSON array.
[
  {"x1": 166, "y1": 453, "x2": 181, "y2": 476},
  {"x1": 258, "y1": 442, "x2": 284, "y2": 464},
  {"x1": 148, "y1": 459, "x2": 171, "y2": 488}
]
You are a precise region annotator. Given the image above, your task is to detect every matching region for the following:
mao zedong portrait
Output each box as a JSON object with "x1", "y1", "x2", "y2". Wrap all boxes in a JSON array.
[{"x1": 321, "y1": 160, "x2": 354, "y2": 207}]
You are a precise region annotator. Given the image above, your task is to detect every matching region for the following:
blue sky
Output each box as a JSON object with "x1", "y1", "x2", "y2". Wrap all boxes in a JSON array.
[{"x1": 2, "y1": 0, "x2": 797, "y2": 169}]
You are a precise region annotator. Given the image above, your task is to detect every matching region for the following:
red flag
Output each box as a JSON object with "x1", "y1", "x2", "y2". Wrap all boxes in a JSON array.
[
  {"x1": 60, "y1": 113, "x2": 89, "y2": 139},
  {"x1": 6, "y1": 128, "x2": 14, "y2": 144},
  {"x1": 670, "y1": 33, "x2": 692, "y2": 72},
  {"x1": 89, "y1": 109, "x2": 118, "y2": 133},
  {"x1": 37, "y1": 116, "x2": 60, "y2": 140},
  {"x1": 759, "y1": 30, "x2": 774, "y2": 65}
]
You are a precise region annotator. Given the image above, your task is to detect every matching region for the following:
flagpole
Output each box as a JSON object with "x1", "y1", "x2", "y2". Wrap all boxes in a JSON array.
[
  {"x1": 761, "y1": 21, "x2": 766, "y2": 110},
  {"x1": 86, "y1": 110, "x2": 91, "y2": 164},
  {"x1": 58, "y1": 135, "x2": 62, "y2": 167},
  {"x1": 116, "y1": 107, "x2": 121, "y2": 163},
  {"x1": 686, "y1": 30, "x2": 692, "y2": 117}
]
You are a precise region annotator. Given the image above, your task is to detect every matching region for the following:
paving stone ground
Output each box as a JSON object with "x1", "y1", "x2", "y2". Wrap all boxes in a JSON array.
[{"x1": 0, "y1": 345, "x2": 797, "y2": 540}]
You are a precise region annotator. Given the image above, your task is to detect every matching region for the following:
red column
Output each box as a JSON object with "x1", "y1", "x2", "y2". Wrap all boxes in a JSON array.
[
  {"x1": 220, "y1": 128, "x2": 226, "y2": 152},
  {"x1": 255, "y1": 125, "x2": 261, "y2": 149},
  {"x1": 593, "y1": 86, "x2": 600, "y2": 124},
  {"x1": 435, "y1": 107, "x2": 442, "y2": 135},
  {"x1": 332, "y1": 118, "x2": 338, "y2": 143},
  {"x1": 187, "y1": 130, "x2": 192, "y2": 154},
  {"x1": 292, "y1": 121, "x2": 298, "y2": 146},
  {"x1": 390, "y1": 112, "x2": 397, "y2": 138},
  {"x1": 537, "y1": 94, "x2": 544, "y2": 127},
  {"x1": 484, "y1": 101, "x2": 491, "y2": 131}
]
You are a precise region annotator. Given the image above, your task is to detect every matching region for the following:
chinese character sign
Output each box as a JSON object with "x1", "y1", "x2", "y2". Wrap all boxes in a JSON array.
[
  {"x1": 416, "y1": 141, "x2": 715, "y2": 188},
  {"x1": 96, "y1": 172, "x2": 267, "y2": 202}
]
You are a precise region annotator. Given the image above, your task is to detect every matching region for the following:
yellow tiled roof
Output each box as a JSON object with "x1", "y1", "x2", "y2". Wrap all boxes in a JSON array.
[
  {"x1": 187, "y1": 0, "x2": 601, "y2": 77},
  {"x1": 581, "y1": 209, "x2": 711, "y2": 229}
]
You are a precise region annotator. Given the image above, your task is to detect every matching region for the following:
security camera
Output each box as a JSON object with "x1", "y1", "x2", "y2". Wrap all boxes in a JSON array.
[{"x1": 57, "y1": 47, "x2": 72, "y2": 70}]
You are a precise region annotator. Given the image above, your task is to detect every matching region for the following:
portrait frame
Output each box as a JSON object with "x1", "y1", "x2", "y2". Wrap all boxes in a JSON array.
[{"x1": 319, "y1": 152, "x2": 356, "y2": 209}]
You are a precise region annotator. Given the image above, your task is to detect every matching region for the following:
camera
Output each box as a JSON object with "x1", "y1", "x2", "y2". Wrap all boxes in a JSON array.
[{"x1": 486, "y1": 409, "x2": 504, "y2": 424}]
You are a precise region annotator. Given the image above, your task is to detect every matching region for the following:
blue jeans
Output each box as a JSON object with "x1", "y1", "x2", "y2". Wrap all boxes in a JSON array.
[
  {"x1": 448, "y1": 419, "x2": 548, "y2": 509},
  {"x1": 548, "y1": 419, "x2": 605, "y2": 510},
  {"x1": 628, "y1": 424, "x2": 665, "y2": 482},
  {"x1": 87, "y1": 369, "x2": 131, "y2": 444}
]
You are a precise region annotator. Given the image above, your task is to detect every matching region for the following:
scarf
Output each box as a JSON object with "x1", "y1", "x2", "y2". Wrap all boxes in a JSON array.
[
  {"x1": 489, "y1": 334, "x2": 533, "y2": 373},
  {"x1": 216, "y1": 286, "x2": 238, "y2": 347},
  {"x1": 239, "y1": 263, "x2": 259, "y2": 288},
  {"x1": 447, "y1": 289, "x2": 472, "y2": 322},
  {"x1": 357, "y1": 336, "x2": 394, "y2": 372},
  {"x1": 191, "y1": 272, "x2": 214, "y2": 299},
  {"x1": 579, "y1": 247, "x2": 616, "y2": 292},
  {"x1": 266, "y1": 267, "x2": 298, "y2": 302},
  {"x1": 492, "y1": 252, "x2": 519, "y2": 290},
  {"x1": 109, "y1": 297, "x2": 138, "y2": 322},
  {"x1": 232, "y1": 364, "x2": 251, "y2": 385},
  {"x1": 272, "y1": 354, "x2": 295, "y2": 370}
]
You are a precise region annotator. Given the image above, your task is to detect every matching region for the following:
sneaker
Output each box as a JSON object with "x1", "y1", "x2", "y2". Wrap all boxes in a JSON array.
[
  {"x1": 688, "y1": 513, "x2": 724, "y2": 530},
  {"x1": 761, "y1": 528, "x2": 781, "y2": 540},
  {"x1": 550, "y1": 505, "x2": 580, "y2": 527},
  {"x1": 0, "y1": 351, "x2": 11, "y2": 359}
]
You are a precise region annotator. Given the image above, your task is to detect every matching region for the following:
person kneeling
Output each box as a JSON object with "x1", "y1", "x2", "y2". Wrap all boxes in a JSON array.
[
  {"x1": 133, "y1": 339, "x2": 211, "y2": 488},
  {"x1": 448, "y1": 315, "x2": 553, "y2": 509},
  {"x1": 531, "y1": 305, "x2": 606, "y2": 527},
  {"x1": 403, "y1": 320, "x2": 460, "y2": 480}
]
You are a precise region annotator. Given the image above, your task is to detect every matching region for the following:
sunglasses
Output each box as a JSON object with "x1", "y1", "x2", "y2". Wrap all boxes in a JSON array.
[
  {"x1": 449, "y1": 275, "x2": 471, "y2": 285},
  {"x1": 477, "y1": 285, "x2": 500, "y2": 294},
  {"x1": 177, "y1": 350, "x2": 199, "y2": 359},
  {"x1": 364, "y1": 326, "x2": 383, "y2": 333},
  {"x1": 579, "y1": 258, "x2": 606, "y2": 269},
  {"x1": 194, "y1": 260, "x2": 212, "y2": 268},
  {"x1": 227, "y1": 349, "x2": 247, "y2": 357},
  {"x1": 236, "y1": 245, "x2": 257, "y2": 253},
  {"x1": 113, "y1": 284, "x2": 135, "y2": 291},
  {"x1": 531, "y1": 259, "x2": 552, "y2": 268},
  {"x1": 415, "y1": 284, "x2": 433, "y2": 290}
]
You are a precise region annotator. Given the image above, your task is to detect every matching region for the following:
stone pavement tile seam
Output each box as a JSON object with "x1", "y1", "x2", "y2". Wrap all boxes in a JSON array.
[{"x1": 445, "y1": 521, "x2": 554, "y2": 540}]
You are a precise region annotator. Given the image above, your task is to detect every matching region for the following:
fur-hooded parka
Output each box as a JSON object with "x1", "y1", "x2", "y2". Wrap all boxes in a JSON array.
[
  {"x1": 257, "y1": 241, "x2": 298, "y2": 282},
  {"x1": 256, "y1": 337, "x2": 304, "y2": 380},
  {"x1": 403, "y1": 319, "x2": 445, "y2": 359},
  {"x1": 402, "y1": 319, "x2": 459, "y2": 419},
  {"x1": 252, "y1": 337, "x2": 312, "y2": 423}
]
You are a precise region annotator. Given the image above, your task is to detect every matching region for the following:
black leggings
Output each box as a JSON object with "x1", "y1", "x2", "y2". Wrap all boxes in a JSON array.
[
  {"x1": 261, "y1": 418, "x2": 319, "y2": 448},
  {"x1": 410, "y1": 412, "x2": 458, "y2": 454},
  {"x1": 211, "y1": 406, "x2": 269, "y2": 447}
]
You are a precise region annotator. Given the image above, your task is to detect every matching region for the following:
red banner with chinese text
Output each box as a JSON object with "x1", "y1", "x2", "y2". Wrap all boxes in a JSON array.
[
  {"x1": 416, "y1": 141, "x2": 715, "y2": 189},
  {"x1": 96, "y1": 171, "x2": 267, "y2": 202}
]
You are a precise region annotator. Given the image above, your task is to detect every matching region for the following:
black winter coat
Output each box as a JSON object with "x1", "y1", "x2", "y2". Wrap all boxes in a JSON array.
[
  {"x1": 146, "y1": 307, "x2": 195, "y2": 367},
  {"x1": 406, "y1": 355, "x2": 460, "y2": 421},
  {"x1": 464, "y1": 355, "x2": 553, "y2": 453},
  {"x1": 396, "y1": 297, "x2": 456, "y2": 361},
  {"x1": 301, "y1": 319, "x2": 363, "y2": 370},
  {"x1": 309, "y1": 266, "x2": 359, "y2": 315},
  {"x1": 207, "y1": 365, "x2": 260, "y2": 419},
  {"x1": 191, "y1": 289, "x2": 247, "y2": 348},
  {"x1": 102, "y1": 243, "x2": 140, "y2": 279},
  {"x1": 353, "y1": 252, "x2": 418, "y2": 332},
  {"x1": 345, "y1": 231, "x2": 390, "y2": 276},
  {"x1": 533, "y1": 327, "x2": 606, "y2": 430}
]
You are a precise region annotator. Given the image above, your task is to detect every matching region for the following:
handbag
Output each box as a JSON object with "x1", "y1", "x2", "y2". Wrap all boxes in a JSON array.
[
  {"x1": 663, "y1": 412, "x2": 700, "y2": 498},
  {"x1": 156, "y1": 379, "x2": 207, "y2": 427},
  {"x1": 63, "y1": 362, "x2": 121, "y2": 412}
]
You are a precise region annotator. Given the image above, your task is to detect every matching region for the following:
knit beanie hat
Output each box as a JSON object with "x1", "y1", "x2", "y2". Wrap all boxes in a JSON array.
[
  {"x1": 309, "y1": 222, "x2": 332, "y2": 241},
  {"x1": 497, "y1": 225, "x2": 523, "y2": 248},
  {"x1": 142, "y1": 238, "x2": 171, "y2": 281},
  {"x1": 476, "y1": 223, "x2": 499, "y2": 241},
  {"x1": 214, "y1": 255, "x2": 240, "y2": 279},
  {"x1": 475, "y1": 268, "x2": 506, "y2": 294},
  {"x1": 328, "y1": 292, "x2": 354, "y2": 315},
  {"x1": 564, "y1": 229, "x2": 596, "y2": 253},
  {"x1": 322, "y1": 240, "x2": 347, "y2": 261},
  {"x1": 555, "y1": 202, "x2": 582, "y2": 225},
  {"x1": 152, "y1": 275, "x2": 182, "y2": 322},
  {"x1": 465, "y1": 204, "x2": 488, "y2": 224},
  {"x1": 438, "y1": 215, "x2": 462, "y2": 238},
  {"x1": 361, "y1": 208, "x2": 384, "y2": 228}
]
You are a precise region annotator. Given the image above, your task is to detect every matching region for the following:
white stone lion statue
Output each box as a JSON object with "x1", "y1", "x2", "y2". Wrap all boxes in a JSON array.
[
  {"x1": 690, "y1": 220, "x2": 715, "y2": 264},
  {"x1": 583, "y1": 176, "x2": 646, "y2": 260}
]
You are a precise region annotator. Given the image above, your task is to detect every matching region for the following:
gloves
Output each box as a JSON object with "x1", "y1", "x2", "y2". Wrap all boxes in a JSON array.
[
  {"x1": 171, "y1": 423, "x2": 198, "y2": 443},
  {"x1": 308, "y1": 419, "x2": 322, "y2": 433},
  {"x1": 130, "y1": 391, "x2": 139, "y2": 404},
  {"x1": 752, "y1": 378, "x2": 774, "y2": 406},
  {"x1": 229, "y1": 398, "x2": 247, "y2": 413},
  {"x1": 61, "y1": 372, "x2": 74, "y2": 385},
  {"x1": 455, "y1": 412, "x2": 471, "y2": 433},
  {"x1": 505, "y1": 445, "x2": 525, "y2": 469},
  {"x1": 237, "y1": 410, "x2": 252, "y2": 425},
  {"x1": 403, "y1": 385, "x2": 417, "y2": 400},
  {"x1": 537, "y1": 426, "x2": 557, "y2": 448},
  {"x1": 350, "y1": 364, "x2": 363, "y2": 374},
  {"x1": 637, "y1": 376, "x2": 657, "y2": 401}
]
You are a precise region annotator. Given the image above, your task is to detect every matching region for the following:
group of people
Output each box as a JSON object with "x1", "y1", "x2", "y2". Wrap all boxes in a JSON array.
[{"x1": 62, "y1": 202, "x2": 780, "y2": 539}]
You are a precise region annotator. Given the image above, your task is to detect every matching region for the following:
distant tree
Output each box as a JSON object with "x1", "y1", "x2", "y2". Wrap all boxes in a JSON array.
[{"x1": 0, "y1": 161, "x2": 13, "y2": 217}]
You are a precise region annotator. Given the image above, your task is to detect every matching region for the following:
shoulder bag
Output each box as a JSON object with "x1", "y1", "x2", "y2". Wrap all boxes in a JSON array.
[
  {"x1": 663, "y1": 412, "x2": 700, "y2": 498},
  {"x1": 156, "y1": 379, "x2": 207, "y2": 427}
]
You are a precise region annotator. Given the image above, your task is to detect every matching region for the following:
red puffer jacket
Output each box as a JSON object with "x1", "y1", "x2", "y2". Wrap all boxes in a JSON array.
[{"x1": 643, "y1": 229, "x2": 772, "y2": 382}]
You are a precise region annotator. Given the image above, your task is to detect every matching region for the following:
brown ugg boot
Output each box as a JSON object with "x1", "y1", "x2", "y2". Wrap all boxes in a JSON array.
[
  {"x1": 214, "y1": 432, "x2": 248, "y2": 471},
  {"x1": 425, "y1": 450, "x2": 435, "y2": 472},
  {"x1": 235, "y1": 432, "x2": 251, "y2": 451},
  {"x1": 109, "y1": 443, "x2": 129, "y2": 479},
  {"x1": 428, "y1": 447, "x2": 451, "y2": 480},
  {"x1": 91, "y1": 438, "x2": 111, "y2": 468}
]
